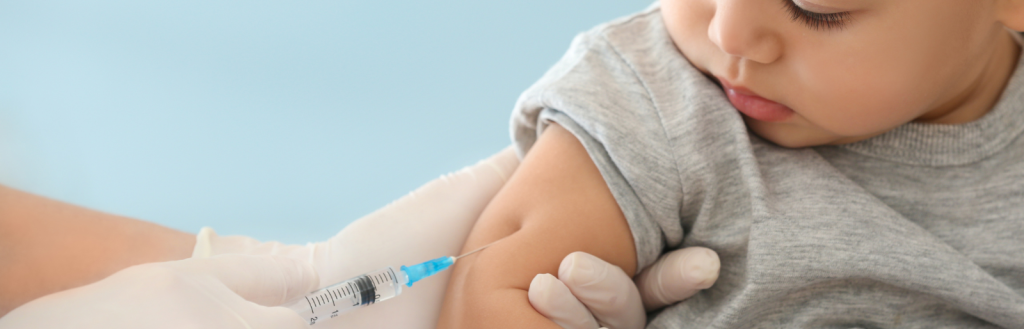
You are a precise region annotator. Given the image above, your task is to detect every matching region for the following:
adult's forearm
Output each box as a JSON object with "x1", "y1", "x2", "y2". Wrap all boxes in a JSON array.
[{"x1": 0, "y1": 185, "x2": 195, "y2": 316}]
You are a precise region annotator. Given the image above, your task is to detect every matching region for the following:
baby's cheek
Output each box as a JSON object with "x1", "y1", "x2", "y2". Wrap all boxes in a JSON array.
[
  {"x1": 785, "y1": 39, "x2": 936, "y2": 136},
  {"x1": 796, "y1": 74, "x2": 926, "y2": 137},
  {"x1": 796, "y1": 102, "x2": 910, "y2": 139}
]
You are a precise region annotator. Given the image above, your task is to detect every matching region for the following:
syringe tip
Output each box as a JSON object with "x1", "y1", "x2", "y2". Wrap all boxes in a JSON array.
[{"x1": 400, "y1": 256, "x2": 455, "y2": 287}]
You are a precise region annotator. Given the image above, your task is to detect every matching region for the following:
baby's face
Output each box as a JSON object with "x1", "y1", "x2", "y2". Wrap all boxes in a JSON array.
[{"x1": 662, "y1": 0, "x2": 1023, "y2": 147}]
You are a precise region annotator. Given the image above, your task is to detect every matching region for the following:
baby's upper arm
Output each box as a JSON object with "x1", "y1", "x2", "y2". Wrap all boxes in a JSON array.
[{"x1": 437, "y1": 123, "x2": 637, "y2": 328}]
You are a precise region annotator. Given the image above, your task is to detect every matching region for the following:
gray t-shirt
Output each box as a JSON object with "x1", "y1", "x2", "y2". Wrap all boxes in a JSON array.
[{"x1": 511, "y1": 4, "x2": 1024, "y2": 328}]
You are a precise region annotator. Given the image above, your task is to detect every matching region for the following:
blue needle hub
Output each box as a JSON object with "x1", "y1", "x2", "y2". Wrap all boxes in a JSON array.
[{"x1": 400, "y1": 256, "x2": 455, "y2": 287}]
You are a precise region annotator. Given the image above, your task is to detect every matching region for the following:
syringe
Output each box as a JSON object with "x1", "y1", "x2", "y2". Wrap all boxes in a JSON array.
[{"x1": 283, "y1": 242, "x2": 496, "y2": 326}]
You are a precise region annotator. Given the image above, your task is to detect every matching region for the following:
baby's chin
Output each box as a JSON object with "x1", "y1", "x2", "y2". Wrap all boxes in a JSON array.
[{"x1": 744, "y1": 118, "x2": 862, "y2": 148}]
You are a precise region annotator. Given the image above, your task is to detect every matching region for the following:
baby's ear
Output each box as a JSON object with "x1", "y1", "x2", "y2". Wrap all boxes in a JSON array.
[{"x1": 996, "y1": 0, "x2": 1024, "y2": 32}]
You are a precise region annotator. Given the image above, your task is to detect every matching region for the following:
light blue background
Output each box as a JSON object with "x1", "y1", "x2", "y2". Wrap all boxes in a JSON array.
[{"x1": 0, "y1": 0, "x2": 652, "y2": 244}]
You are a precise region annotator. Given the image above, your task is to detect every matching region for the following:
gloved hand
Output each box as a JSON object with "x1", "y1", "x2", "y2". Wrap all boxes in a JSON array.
[
  {"x1": 192, "y1": 147, "x2": 520, "y2": 328},
  {"x1": 0, "y1": 254, "x2": 318, "y2": 329},
  {"x1": 529, "y1": 248, "x2": 720, "y2": 329}
]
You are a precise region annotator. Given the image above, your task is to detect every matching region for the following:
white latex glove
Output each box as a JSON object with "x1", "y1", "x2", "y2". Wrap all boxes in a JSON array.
[
  {"x1": 191, "y1": 146, "x2": 520, "y2": 328},
  {"x1": 529, "y1": 248, "x2": 720, "y2": 329},
  {"x1": 0, "y1": 254, "x2": 318, "y2": 329}
]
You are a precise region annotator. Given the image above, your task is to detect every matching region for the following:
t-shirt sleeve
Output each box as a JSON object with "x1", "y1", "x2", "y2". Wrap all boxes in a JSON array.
[{"x1": 510, "y1": 30, "x2": 684, "y2": 271}]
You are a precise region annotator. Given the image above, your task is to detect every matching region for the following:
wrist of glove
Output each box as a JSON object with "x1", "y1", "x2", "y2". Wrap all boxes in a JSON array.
[{"x1": 0, "y1": 255, "x2": 319, "y2": 329}]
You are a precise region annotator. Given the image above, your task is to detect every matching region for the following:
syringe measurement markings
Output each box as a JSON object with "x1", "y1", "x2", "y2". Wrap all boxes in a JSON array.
[
  {"x1": 326, "y1": 290, "x2": 336, "y2": 306},
  {"x1": 304, "y1": 296, "x2": 315, "y2": 314}
]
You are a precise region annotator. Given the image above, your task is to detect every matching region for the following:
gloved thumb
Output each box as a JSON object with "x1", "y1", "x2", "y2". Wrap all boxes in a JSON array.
[
  {"x1": 557, "y1": 252, "x2": 645, "y2": 329},
  {"x1": 634, "y1": 247, "x2": 719, "y2": 311},
  {"x1": 165, "y1": 254, "x2": 320, "y2": 307},
  {"x1": 528, "y1": 273, "x2": 600, "y2": 329}
]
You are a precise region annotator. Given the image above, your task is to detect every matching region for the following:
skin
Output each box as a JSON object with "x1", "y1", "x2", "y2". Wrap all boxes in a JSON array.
[
  {"x1": 0, "y1": 185, "x2": 195, "y2": 317},
  {"x1": 439, "y1": 0, "x2": 1024, "y2": 327}
]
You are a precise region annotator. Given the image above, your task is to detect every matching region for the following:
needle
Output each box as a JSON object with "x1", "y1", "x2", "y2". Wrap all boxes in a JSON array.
[{"x1": 454, "y1": 239, "x2": 501, "y2": 260}]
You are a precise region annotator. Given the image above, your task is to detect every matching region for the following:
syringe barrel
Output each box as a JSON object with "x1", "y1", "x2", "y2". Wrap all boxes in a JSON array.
[{"x1": 284, "y1": 267, "x2": 409, "y2": 326}]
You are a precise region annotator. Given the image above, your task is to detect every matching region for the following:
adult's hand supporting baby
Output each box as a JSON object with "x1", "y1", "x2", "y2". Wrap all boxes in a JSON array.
[{"x1": 529, "y1": 248, "x2": 720, "y2": 329}]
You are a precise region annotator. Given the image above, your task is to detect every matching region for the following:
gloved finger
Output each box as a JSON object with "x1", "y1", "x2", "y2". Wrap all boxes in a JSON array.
[
  {"x1": 528, "y1": 273, "x2": 600, "y2": 329},
  {"x1": 228, "y1": 304, "x2": 313, "y2": 329},
  {"x1": 557, "y1": 252, "x2": 645, "y2": 329},
  {"x1": 634, "y1": 247, "x2": 719, "y2": 311},
  {"x1": 165, "y1": 254, "x2": 320, "y2": 307},
  {"x1": 189, "y1": 278, "x2": 311, "y2": 329}
]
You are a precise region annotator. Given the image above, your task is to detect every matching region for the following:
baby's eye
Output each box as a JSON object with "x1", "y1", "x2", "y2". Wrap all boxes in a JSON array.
[{"x1": 781, "y1": 0, "x2": 852, "y2": 31}]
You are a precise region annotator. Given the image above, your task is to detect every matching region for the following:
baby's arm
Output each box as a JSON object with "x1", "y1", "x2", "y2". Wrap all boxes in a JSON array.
[{"x1": 437, "y1": 123, "x2": 637, "y2": 328}]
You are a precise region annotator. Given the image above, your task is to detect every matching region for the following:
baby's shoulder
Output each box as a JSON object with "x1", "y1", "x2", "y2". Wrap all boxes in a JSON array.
[{"x1": 516, "y1": 4, "x2": 728, "y2": 122}]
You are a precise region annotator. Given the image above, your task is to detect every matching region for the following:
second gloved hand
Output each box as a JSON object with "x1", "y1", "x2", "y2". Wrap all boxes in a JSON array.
[
  {"x1": 0, "y1": 254, "x2": 318, "y2": 329},
  {"x1": 529, "y1": 248, "x2": 720, "y2": 329}
]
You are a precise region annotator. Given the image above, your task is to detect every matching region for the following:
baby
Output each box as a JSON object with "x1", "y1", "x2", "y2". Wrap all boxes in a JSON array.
[{"x1": 439, "y1": 0, "x2": 1024, "y2": 328}]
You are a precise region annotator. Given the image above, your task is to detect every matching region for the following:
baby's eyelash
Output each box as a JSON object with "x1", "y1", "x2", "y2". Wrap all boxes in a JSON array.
[{"x1": 781, "y1": 0, "x2": 852, "y2": 31}]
